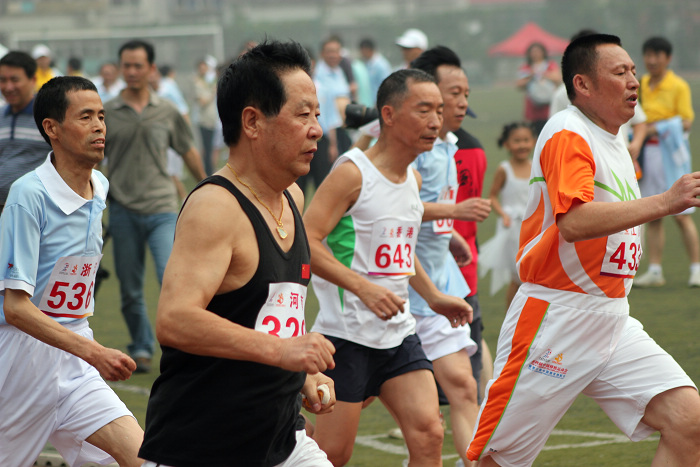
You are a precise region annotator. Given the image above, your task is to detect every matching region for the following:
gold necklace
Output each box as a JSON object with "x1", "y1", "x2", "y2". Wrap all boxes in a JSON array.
[{"x1": 227, "y1": 163, "x2": 288, "y2": 239}]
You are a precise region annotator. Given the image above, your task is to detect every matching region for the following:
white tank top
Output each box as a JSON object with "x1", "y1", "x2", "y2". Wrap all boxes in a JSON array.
[
  {"x1": 311, "y1": 148, "x2": 424, "y2": 349},
  {"x1": 500, "y1": 160, "x2": 530, "y2": 221}
]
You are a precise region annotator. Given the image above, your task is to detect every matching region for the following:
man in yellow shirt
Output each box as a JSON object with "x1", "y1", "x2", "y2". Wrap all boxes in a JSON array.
[
  {"x1": 31, "y1": 44, "x2": 61, "y2": 92},
  {"x1": 634, "y1": 36, "x2": 700, "y2": 288}
]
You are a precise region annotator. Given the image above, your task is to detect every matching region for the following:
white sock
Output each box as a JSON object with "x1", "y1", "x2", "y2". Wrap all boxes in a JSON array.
[
  {"x1": 690, "y1": 263, "x2": 700, "y2": 274},
  {"x1": 648, "y1": 264, "x2": 662, "y2": 275}
]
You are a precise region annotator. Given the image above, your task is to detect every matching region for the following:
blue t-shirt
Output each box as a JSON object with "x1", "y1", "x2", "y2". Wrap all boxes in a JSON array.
[
  {"x1": 0, "y1": 154, "x2": 107, "y2": 325},
  {"x1": 314, "y1": 61, "x2": 350, "y2": 133},
  {"x1": 409, "y1": 133, "x2": 470, "y2": 316}
]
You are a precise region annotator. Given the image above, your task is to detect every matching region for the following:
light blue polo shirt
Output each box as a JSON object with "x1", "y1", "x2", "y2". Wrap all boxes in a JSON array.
[
  {"x1": 409, "y1": 133, "x2": 470, "y2": 316},
  {"x1": 314, "y1": 61, "x2": 350, "y2": 133},
  {"x1": 0, "y1": 154, "x2": 107, "y2": 325}
]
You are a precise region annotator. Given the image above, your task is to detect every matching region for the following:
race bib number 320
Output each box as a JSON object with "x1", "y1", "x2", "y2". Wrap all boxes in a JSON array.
[
  {"x1": 39, "y1": 255, "x2": 102, "y2": 319},
  {"x1": 255, "y1": 282, "x2": 307, "y2": 338},
  {"x1": 368, "y1": 219, "x2": 419, "y2": 276}
]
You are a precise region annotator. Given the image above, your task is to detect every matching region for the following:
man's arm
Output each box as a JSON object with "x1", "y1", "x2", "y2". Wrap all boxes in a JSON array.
[
  {"x1": 558, "y1": 171, "x2": 700, "y2": 243},
  {"x1": 628, "y1": 121, "x2": 647, "y2": 161},
  {"x1": 303, "y1": 161, "x2": 406, "y2": 321},
  {"x1": 408, "y1": 255, "x2": 471, "y2": 327},
  {"x1": 155, "y1": 185, "x2": 334, "y2": 374},
  {"x1": 422, "y1": 197, "x2": 492, "y2": 222},
  {"x1": 3, "y1": 289, "x2": 135, "y2": 381},
  {"x1": 181, "y1": 146, "x2": 207, "y2": 181},
  {"x1": 449, "y1": 229, "x2": 472, "y2": 267}
]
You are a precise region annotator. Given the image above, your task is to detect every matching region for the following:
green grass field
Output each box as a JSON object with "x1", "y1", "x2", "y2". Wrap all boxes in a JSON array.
[{"x1": 83, "y1": 79, "x2": 700, "y2": 466}]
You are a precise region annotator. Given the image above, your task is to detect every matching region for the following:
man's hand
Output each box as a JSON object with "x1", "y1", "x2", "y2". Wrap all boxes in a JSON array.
[
  {"x1": 663, "y1": 171, "x2": 700, "y2": 215},
  {"x1": 453, "y1": 198, "x2": 491, "y2": 222},
  {"x1": 92, "y1": 347, "x2": 137, "y2": 381},
  {"x1": 302, "y1": 372, "x2": 336, "y2": 414},
  {"x1": 356, "y1": 281, "x2": 406, "y2": 321},
  {"x1": 278, "y1": 332, "x2": 336, "y2": 374},
  {"x1": 429, "y1": 293, "x2": 472, "y2": 328},
  {"x1": 449, "y1": 232, "x2": 472, "y2": 267}
]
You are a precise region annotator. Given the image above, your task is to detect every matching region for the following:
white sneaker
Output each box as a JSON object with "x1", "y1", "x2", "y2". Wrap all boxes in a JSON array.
[
  {"x1": 689, "y1": 269, "x2": 700, "y2": 287},
  {"x1": 633, "y1": 269, "x2": 665, "y2": 288},
  {"x1": 388, "y1": 427, "x2": 404, "y2": 439}
]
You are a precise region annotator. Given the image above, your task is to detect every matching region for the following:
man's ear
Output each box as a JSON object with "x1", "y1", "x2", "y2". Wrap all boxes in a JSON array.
[
  {"x1": 241, "y1": 106, "x2": 262, "y2": 139},
  {"x1": 572, "y1": 73, "x2": 592, "y2": 99},
  {"x1": 42, "y1": 118, "x2": 58, "y2": 142},
  {"x1": 380, "y1": 105, "x2": 394, "y2": 127}
]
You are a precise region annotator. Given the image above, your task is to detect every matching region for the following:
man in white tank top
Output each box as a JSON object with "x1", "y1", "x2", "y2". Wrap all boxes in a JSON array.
[{"x1": 305, "y1": 69, "x2": 472, "y2": 466}]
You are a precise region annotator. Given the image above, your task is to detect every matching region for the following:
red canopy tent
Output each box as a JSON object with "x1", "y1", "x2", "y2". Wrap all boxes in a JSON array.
[{"x1": 488, "y1": 22, "x2": 570, "y2": 56}]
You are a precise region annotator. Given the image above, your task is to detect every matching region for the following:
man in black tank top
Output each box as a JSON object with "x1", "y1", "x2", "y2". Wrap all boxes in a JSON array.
[{"x1": 138, "y1": 41, "x2": 336, "y2": 467}]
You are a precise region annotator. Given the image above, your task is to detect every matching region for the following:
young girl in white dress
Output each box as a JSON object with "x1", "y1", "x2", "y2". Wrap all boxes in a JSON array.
[{"x1": 479, "y1": 122, "x2": 535, "y2": 309}]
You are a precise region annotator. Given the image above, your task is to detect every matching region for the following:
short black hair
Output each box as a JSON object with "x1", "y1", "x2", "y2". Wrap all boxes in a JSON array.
[
  {"x1": 68, "y1": 56, "x2": 82, "y2": 71},
  {"x1": 217, "y1": 40, "x2": 312, "y2": 146},
  {"x1": 0, "y1": 51, "x2": 37, "y2": 79},
  {"x1": 410, "y1": 45, "x2": 461, "y2": 82},
  {"x1": 159, "y1": 64, "x2": 172, "y2": 77},
  {"x1": 562, "y1": 33, "x2": 622, "y2": 102},
  {"x1": 376, "y1": 69, "x2": 437, "y2": 127},
  {"x1": 359, "y1": 38, "x2": 376, "y2": 50},
  {"x1": 570, "y1": 29, "x2": 598, "y2": 42},
  {"x1": 642, "y1": 36, "x2": 672, "y2": 56},
  {"x1": 118, "y1": 39, "x2": 155, "y2": 64},
  {"x1": 34, "y1": 76, "x2": 98, "y2": 146}
]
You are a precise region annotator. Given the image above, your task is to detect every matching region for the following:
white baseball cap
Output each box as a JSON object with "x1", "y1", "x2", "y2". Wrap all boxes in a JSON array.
[
  {"x1": 396, "y1": 29, "x2": 428, "y2": 50},
  {"x1": 31, "y1": 44, "x2": 52, "y2": 60}
]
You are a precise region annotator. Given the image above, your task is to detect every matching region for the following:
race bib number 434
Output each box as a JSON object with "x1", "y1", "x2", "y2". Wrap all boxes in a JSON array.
[
  {"x1": 368, "y1": 219, "x2": 419, "y2": 276},
  {"x1": 255, "y1": 282, "x2": 307, "y2": 338},
  {"x1": 39, "y1": 255, "x2": 102, "y2": 319}
]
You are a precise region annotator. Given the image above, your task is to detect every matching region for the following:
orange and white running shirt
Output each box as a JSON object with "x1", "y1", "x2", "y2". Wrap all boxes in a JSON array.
[{"x1": 517, "y1": 106, "x2": 642, "y2": 299}]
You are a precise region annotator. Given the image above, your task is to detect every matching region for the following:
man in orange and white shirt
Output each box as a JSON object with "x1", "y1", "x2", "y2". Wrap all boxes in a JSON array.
[{"x1": 467, "y1": 33, "x2": 700, "y2": 466}]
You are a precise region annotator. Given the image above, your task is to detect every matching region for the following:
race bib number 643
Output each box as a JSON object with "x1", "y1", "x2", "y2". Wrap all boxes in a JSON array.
[{"x1": 368, "y1": 219, "x2": 419, "y2": 276}]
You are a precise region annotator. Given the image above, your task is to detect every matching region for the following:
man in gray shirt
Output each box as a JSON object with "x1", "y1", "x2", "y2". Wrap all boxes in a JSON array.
[
  {"x1": 104, "y1": 39, "x2": 205, "y2": 373},
  {"x1": 0, "y1": 51, "x2": 51, "y2": 213}
]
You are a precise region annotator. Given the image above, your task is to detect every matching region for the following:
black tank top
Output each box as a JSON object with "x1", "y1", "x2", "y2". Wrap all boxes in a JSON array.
[{"x1": 139, "y1": 176, "x2": 310, "y2": 467}]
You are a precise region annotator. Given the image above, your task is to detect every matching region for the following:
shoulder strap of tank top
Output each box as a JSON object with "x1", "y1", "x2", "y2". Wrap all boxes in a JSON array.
[
  {"x1": 180, "y1": 176, "x2": 301, "y2": 246},
  {"x1": 179, "y1": 175, "x2": 257, "y2": 220},
  {"x1": 501, "y1": 160, "x2": 514, "y2": 180}
]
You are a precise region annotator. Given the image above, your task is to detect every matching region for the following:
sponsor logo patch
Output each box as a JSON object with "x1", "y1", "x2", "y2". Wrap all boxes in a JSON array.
[{"x1": 527, "y1": 348, "x2": 568, "y2": 379}]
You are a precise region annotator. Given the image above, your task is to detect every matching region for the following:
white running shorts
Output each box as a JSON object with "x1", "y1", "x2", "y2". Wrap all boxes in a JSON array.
[{"x1": 0, "y1": 320, "x2": 134, "y2": 467}]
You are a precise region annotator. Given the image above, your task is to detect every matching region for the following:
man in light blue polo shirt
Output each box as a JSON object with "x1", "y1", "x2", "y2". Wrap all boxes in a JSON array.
[
  {"x1": 0, "y1": 76, "x2": 143, "y2": 467},
  {"x1": 359, "y1": 37, "x2": 391, "y2": 106},
  {"x1": 409, "y1": 46, "x2": 492, "y2": 467},
  {"x1": 0, "y1": 50, "x2": 51, "y2": 213}
]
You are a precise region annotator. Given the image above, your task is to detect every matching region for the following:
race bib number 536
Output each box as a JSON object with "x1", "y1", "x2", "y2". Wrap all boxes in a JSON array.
[
  {"x1": 255, "y1": 282, "x2": 307, "y2": 338},
  {"x1": 39, "y1": 255, "x2": 102, "y2": 319}
]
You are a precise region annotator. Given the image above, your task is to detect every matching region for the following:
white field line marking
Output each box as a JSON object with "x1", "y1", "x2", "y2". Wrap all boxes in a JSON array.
[
  {"x1": 101, "y1": 384, "x2": 663, "y2": 456},
  {"x1": 354, "y1": 429, "x2": 658, "y2": 457},
  {"x1": 108, "y1": 381, "x2": 151, "y2": 396}
]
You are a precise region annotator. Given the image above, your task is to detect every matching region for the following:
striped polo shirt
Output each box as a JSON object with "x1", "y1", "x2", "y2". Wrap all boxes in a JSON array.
[{"x1": 0, "y1": 99, "x2": 51, "y2": 205}]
